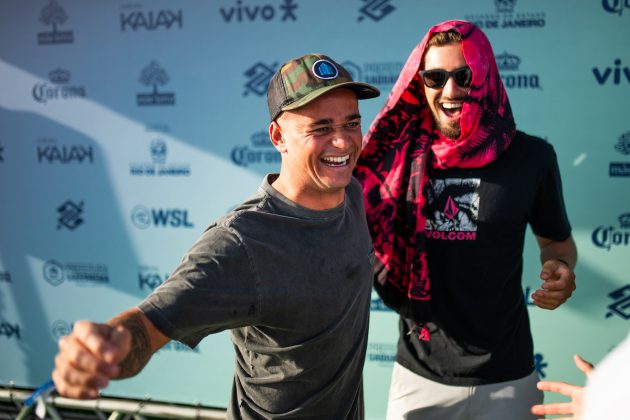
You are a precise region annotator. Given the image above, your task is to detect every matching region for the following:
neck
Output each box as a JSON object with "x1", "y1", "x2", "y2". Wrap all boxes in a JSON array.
[{"x1": 271, "y1": 175, "x2": 344, "y2": 210}]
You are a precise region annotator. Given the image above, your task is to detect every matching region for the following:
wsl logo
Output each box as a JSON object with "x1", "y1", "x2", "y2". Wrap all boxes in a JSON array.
[
  {"x1": 43, "y1": 259, "x2": 109, "y2": 286},
  {"x1": 121, "y1": 9, "x2": 183, "y2": 31},
  {"x1": 33, "y1": 68, "x2": 86, "y2": 104},
  {"x1": 425, "y1": 178, "x2": 480, "y2": 241},
  {"x1": 37, "y1": 139, "x2": 93, "y2": 164},
  {"x1": 131, "y1": 206, "x2": 194, "y2": 229},
  {"x1": 37, "y1": 0, "x2": 74, "y2": 45},
  {"x1": 610, "y1": 131, "x2": 630, "y2": 177},
  {"x1": 357, "y1": 0, "x2": 396, "y2": 22},
  {"x1": 592, "y1": 213, "x2": 630, "y2": 251},
  {"x1": 231, "y1": 131, "x2": 280, "y2": 168},
  {"x1": 465, "y1": 0, "x2": 546, "y2": 30},
  {"x1": 137, "y1": 61, "x2": 176, "y2": 106},
  {"x1": 57, "y1": 200, "x2": 84, "y2": 230},
  {"x1": 342, "y1": 61, "x2": 402, "y2": 88},
  {"x1": 138, "y1": 266, "x2": 169, "y2": 292},
  {"x1": 593, "y1": 59, "x2": 630, "y2": 85},
  {"x1": 219, "y1": 0, "x2": 298, "y2": 23},
  {"x1": 0, "y1": 322, "x2": 21, "y2": 340},
  {"x1": 243, "y1": 62, "x2": 277, "y2": 97},
  {"x1": 496, "y1": 52, "x2": 542, "y2": 90},
  {"x1": 602, "y1": 0, "x2": 630, "y2": 15},
  {"x1": 130, "y1": 139, "x2": 191, "y2": 176},
  {"x1": 605, "y1": 285, "x2": 630, "y2": 320}
]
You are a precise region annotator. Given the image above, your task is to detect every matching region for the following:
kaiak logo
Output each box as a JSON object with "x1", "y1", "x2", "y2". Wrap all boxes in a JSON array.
[
  {"x1": 121, "y1": 9, "x2": 183, "y2": 31},
  {"x1": 37, "y1": 139, "x2": 93, "y2": 164},
  {"x1": 357, "y1": 0, "x2": 396, "y2": 22},
  {"x1": 602, "y1": 0, "x2": 630, "y2": 15},
  {"x1": 137, "y1": 61, "x2": 175, "y2": 106},
  {"x1": 342, "y1": 60, "x2": 402, "y2": 87},
  {"x1": 496, "y1": 51, "x2": 542, "y2": 90},
  {"x1": 593, "y1": 59, "x2": 630, "y2": 85},
  {"x1": 37, "y1": 0, "x2": 74, "y2": 45},
  {"x1": 220, "y1": 0, "x2": 298, "y2": 23},
  {"x1": 33, "y1": 68, "x2": 86, "y2": 104},
  {"x1": 610, "y1": 131, "x2": 630, "y2": 177},
  {"x1": 592, "y1": 213, "x2": 630, "y2": 250},
  {"x1": 131, "y1": 206, "x2": 194, "y2": 229},
  {"x1": 605, "y1": 285, "x2": 630, "y2": 320},
  {"x1": 231, "y1": 131, "x2": 280, "y2": 168},
  {"x1": 0, "y1": 322, "x2": 21, "y2": 340},
  {"x1": 243, "y1": 62, "x2": 277, "y2": 96},
  {"x1": 138, "y1": 266, "x2": 169, "y2": 291},
  {"x1": 465, "y1": 0, "x2": 545, "y2": 30},
  {"x1": 43, "y1": 259, "x2": 109, "y2": 286},
  {"x1": 57, "y1": 200, "x2": 84, "y2": 230},
  {"x1": 51, "y1": 320, "x2": 73, "y2": 340},
  {"x1": 534, "y1": 353, "x2": 548, "y2": 378},
  {"x1": 425, "y1": 178, "x2": 480, "y2": 241},
  {"x1": 130, "y1": 139, "x2": 190, "y2": 176}
]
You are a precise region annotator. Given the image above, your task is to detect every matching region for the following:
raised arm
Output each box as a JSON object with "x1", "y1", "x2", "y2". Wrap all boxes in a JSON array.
[{"x1": 52, "y1": 307, "x2": 170, "y2": 399}]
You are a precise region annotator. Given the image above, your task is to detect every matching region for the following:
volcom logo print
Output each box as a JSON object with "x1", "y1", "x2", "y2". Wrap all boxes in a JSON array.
[{"x1": 425, "y1": 178, "x2": 480, "y2": 241}]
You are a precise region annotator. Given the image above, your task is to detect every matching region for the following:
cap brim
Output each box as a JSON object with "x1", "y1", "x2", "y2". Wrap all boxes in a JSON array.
[{"x1": 281, "y1": 82, "x2": 380, "y2": 112}]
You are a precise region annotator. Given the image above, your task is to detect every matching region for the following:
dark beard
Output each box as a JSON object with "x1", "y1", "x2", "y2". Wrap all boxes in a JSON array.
[{"x1": 431, "y1": 110, "x2": 461, "y2": 139}]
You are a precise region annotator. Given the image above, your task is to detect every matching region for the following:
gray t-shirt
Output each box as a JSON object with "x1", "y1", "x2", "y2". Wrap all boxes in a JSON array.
[{"x1": 139, "y1": 174, "x2": 374, "y2": 419}]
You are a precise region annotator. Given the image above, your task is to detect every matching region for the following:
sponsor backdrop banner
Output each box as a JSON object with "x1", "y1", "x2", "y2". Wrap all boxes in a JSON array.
[{"x1": 0, "y1": 1, "x2": 628, "y2": 418}]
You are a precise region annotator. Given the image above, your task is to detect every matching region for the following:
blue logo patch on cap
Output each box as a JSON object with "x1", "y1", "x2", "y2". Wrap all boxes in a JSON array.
[{"x1": 312, "y1": 59, "x2": 339, "y2": 80}]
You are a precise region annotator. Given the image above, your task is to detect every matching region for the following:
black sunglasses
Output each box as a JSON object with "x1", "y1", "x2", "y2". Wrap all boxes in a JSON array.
[{"x1": 419, "y1": 66, "x2": 472, "y2": 89}]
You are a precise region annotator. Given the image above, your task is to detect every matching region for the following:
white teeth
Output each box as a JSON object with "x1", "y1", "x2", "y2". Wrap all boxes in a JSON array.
[
  {"x1": 322, "y1": 154, "x2": 350, "y2": 164},
  {"x1": 442, "y1": 102, "x2": 463, "y2": 109}
]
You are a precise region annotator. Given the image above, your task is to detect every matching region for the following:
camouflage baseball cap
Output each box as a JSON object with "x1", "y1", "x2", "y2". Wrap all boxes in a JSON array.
[{"x1": 267, "y1": 53, "x2": 380, "y2": 121}]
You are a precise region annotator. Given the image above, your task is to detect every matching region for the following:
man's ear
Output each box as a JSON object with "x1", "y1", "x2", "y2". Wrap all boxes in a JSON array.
[{"x1": 269, "y1": 120, "x2": 287, "y2": 153}]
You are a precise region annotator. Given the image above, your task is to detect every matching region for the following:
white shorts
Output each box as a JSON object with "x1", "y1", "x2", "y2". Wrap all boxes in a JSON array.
[{"x1": 386, "y1": 362, "x2": 543, "y2": 420}]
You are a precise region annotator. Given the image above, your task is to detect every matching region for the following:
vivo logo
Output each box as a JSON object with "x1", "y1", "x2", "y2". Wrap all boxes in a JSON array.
[
  {"x1": 602, "y1": 0, "x2": 630, "y2": 15},
  {"x1": 220, "y1": 0, "x2": 298, "y2": 22},
  {"x1": 593, "y1": 59, "x2": 630, "y2": 85}
]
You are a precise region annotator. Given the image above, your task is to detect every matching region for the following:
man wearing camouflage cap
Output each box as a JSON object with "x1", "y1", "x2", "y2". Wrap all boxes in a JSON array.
[{"x1": 52, "y1": 54, "x2": 380, "y2": 419}]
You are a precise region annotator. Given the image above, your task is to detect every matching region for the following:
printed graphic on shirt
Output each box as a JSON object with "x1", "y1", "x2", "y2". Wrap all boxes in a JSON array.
[{"x1": 425, "y1": 178, "x2": 480, "y2": 241}]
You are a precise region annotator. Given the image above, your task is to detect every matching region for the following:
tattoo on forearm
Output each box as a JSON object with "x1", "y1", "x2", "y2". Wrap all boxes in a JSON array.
[{"x1": 115, "y1": 314, "x2": 152, "y2": 379}]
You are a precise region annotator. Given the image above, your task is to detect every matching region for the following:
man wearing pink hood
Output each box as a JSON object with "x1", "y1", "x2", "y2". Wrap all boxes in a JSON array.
[{"x1": 355, "y1": 20, "x2": 577, "y2": 419}]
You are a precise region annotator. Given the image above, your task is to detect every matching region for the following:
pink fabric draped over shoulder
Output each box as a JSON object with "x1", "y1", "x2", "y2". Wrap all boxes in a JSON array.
[{"x1": 354, "y1": 20, "x2": 515, "y2": 334}]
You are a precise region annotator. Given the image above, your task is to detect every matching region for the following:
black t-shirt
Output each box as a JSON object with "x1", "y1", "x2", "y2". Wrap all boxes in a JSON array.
[{"x1": 397, "y1": 131, "x2": 572, "y2": 386}]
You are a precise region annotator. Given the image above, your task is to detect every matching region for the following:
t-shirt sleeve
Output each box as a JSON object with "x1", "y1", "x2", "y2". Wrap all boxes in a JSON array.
[
  {"x1": 529, "y1": 143, "x2": 572, "y2": 241},
  {"x1": 138, "y1": 223, "x2": 259, "y2": 348}
]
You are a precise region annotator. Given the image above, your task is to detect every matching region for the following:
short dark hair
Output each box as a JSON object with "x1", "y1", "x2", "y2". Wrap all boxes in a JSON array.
[{"x1": 426, "y1": 30, "x2": 462, "y2": 48}]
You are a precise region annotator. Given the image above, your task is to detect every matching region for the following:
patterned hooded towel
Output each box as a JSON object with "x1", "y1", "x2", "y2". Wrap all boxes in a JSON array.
[{"x1": 355, "y1": 20, "x2": 515, "y2": 337}]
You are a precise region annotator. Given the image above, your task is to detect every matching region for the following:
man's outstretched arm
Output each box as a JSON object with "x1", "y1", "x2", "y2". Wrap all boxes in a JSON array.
[{"x1": 52, "y1": 307, "x2": 170, "y2": 399}]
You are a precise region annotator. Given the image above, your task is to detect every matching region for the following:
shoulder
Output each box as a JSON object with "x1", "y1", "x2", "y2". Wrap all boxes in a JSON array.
[{"x1": 509, "y1": 130, "x2": 557, "y2": 162}]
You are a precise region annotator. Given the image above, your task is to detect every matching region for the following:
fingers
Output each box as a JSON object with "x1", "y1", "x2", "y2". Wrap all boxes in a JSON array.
[
  {"x1": 52, "y1": 321, "x2": 127, "y2": 399},
  {"x1": 536, "y1": 380, "x2": 580, "y2": 397},
  {"x1": 573, "y1": 354, "x2": 594, "y2": 376},
  {"x1": 531, "y1": 401, "x2": 573, "y2": 416}
]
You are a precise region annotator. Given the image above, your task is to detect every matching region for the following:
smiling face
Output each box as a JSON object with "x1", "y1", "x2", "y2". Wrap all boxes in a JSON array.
[
  {"x1": 269, "y1": 88, "x2": 362, "y2": 210},
  {"x1": 422, "y1": 42, "x2": 469, "y2": 139}
]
